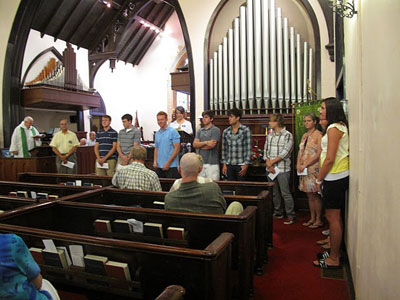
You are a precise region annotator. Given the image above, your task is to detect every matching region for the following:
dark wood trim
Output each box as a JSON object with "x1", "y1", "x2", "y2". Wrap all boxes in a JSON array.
[
  {"x1": 169, "y1": 0, "x2": 195, "y2": 135},
  {"x1": 2, "y1": 0, "x2": 43, "y2": 148},
  {"x1": 21, "y1": 46, "x2": 64, "y2": 85}
]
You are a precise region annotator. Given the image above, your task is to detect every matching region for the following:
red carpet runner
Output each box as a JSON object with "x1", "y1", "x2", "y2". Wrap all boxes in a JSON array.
[{"x1": 253, "y1": 212, "x2": 351, "y2": 300}]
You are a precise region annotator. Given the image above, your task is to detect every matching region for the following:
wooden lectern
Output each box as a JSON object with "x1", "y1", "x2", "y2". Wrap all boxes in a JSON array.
[{"x1": 0, "y1": 146, "x2": 56, "y2": 181}]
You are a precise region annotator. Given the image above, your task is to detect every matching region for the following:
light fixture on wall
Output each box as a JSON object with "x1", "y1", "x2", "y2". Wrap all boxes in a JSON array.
[
  {"x1": 329, "y1": 0, "x2": 357, "y2": 18},
  {"x1": 136, "y1": 16, "x2": 163, "y2": 35}
]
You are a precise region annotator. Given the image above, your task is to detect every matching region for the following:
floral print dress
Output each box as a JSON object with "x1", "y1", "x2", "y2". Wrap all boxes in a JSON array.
[{"x1": 298, "y1": 131, "x2": 322, "y2": 192}]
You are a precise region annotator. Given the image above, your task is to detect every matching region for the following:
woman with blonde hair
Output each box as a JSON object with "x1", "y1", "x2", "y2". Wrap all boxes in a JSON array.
[{"x1": 297, "y1": 113, "x2": 323, "y2": 228}]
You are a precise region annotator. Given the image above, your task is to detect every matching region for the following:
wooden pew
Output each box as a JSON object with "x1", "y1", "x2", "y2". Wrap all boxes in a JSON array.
[
  {"x1": 18, "y1": 172, "x2": 113, "y2": 187},
  {"x1": 0, "y1": 204, "x2": 233, "y2": 300},
  {"x1": 0, "y1": 181, "x2": 100, "y2": 200},
  {"x1": 156, "y1": 285, "x2": 185, "y2": 300},
  {"x1": 0, "y1": 196, "x2": 39, "y2": 214},
  {"x1": 18, "y1": 173, "x2": 274, "y2": 245},
  {"x1": 63, "y1": 187, "x2": 268, "y2": 275},
  {"x1": 0, "y1": 200, "x2": 255, "y2": 300}
]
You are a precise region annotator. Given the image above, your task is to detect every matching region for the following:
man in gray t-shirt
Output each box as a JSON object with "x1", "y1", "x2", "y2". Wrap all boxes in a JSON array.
[
  {"x1": 117, "y1": 114, "x2": 141, "y2": 166},
  {"x1": 193, "y1": 110, "x2": 221, "y2": 180}
]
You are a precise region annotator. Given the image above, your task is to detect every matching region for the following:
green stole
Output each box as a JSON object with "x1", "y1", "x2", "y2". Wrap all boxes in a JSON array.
[{"x1": 20, "y1": 126, "x2": 36, "y2": 158}]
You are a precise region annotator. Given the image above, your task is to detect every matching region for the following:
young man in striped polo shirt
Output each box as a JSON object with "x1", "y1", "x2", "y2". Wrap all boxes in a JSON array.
[
  {"x1": 117, "y1": 114, "x2": 141, "y2": 166},
  {"x1": 94, "y1": 115, "x2": 118, "y2": 176}
]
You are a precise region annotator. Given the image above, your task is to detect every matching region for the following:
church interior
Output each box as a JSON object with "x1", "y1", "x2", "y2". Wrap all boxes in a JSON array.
[{"x1": 0, "y1": 0, "x2": 399, "y2": 299}]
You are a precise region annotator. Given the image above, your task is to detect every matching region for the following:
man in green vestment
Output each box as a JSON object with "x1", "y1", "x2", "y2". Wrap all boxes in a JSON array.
[{"x1": 9, "y1": 116, "x2": 42, "y2": 158}]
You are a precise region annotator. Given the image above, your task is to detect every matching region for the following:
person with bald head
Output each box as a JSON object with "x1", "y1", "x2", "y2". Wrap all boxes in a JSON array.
[
  {"x1": 9, "y1": 116, "x2": 42, "y2": 158},
  {"x1": 165, "y1": 153, "x2": 243, "y2": 215},
  {"x1": 50, "y1": 119, "x2": 79, "y2": 174}
]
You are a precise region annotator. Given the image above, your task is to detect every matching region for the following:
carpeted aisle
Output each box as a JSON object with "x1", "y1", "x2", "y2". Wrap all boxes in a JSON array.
[{"x1": 253, "y1": 212, "x2": 351, "y2": 300}]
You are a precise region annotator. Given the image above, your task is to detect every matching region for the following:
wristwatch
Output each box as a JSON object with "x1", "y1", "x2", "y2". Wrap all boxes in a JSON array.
[{"x1": 315, "y1": 180, "x2": 323, "y2": 185}]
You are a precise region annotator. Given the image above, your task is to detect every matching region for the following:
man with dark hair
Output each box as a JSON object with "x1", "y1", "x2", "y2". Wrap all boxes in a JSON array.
[
  {"x1": 94, "y1": 115, "x2": 118, "y2": 176},
  {"x1": 221, "y1": 108, "x2": 252, "y2": 181},
  {"x1": 117, "y1": 113, "x2": 141, "y2": 166},
  {"x1": 264, "y1": 113, "x2": 296, "y2": 224},
  {"x1": 193, "y1": 110, "x2": 221, "y2": 180},
  {"x1": 112, "y1": 146, "x2": 161, "y2": 191},
  {"x1": 153, "y1": 111, "x2": 180, "y2": 178}
]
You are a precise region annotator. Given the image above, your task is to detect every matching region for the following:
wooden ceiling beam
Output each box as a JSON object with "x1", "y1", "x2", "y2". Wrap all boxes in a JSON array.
[
  {"x1": 39, "y1": 0, "x2": 65, "y2": 38},
  {"x1": 64, "y1": 0, "x2": 99, "y2": 43},
  {"x1": 127, "y1": 4, "x2": 170, "y2": 64},
  {"x1": 52, "y1": 0, "x2": 83, "y2": 42}
]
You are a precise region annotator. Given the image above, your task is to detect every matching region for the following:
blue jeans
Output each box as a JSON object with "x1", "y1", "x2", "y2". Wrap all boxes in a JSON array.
[{"x1": 267, "y1": 171, "x2": 295, "y2": 218}]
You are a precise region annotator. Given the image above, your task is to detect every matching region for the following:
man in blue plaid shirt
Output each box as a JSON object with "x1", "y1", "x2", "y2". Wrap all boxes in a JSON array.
[
  {"x1": 264, "y1": 113, "x2": 296, "y2": 224},
  {"x1": 222, "y1": 108, "x2": 252, "y2": 181}
]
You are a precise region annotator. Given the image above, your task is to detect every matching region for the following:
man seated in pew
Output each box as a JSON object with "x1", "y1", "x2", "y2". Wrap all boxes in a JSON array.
[
  {"x1": 165, "y1": 153, "x2": 243, "y2": 215},
  {"x1": 112, "y1": 145, "x2": 161, "y2": 191},
  {"x1": 50, "y1": 119, "x2": 80, "y2": 174},
  {"x1": 0, "y1": 233, "x2": 59, "y2": 300},
  {"x1": 9, "y1": 116, "x2": 42, "y2": 158},
  {"x1": 169, "y1": 154, "x2": 212, "y2": 192}
]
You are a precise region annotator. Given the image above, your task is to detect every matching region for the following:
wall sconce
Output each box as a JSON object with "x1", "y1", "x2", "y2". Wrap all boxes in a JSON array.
[{"x1": 329, "y1": 0, "x2": 357, "y2": 18}]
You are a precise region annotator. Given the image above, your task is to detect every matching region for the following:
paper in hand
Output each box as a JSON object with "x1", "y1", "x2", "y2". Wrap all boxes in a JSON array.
[
  {"x1": 267, "y1": 167, "x2": 281, "y2": 180},
  {"x1": 297, "y1": 168, "x2": 308, "y2": 176},
  {"x1": 61, "y1": 161, "x2": 75, "y2": 169},
  {"x1": 96, "y1": 162, "x2": 109, "y2": 169}
]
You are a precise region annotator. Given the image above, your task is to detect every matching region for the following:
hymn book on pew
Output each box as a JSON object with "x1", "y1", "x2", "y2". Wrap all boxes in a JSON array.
[
  {"x1": 166, "y1": 227, "x2": 186, "y2": 240},
  {"x1": 8, "y1": 192, "x2": 17, "y2": 197},
  {"x1": 153, "y1": 201, "x2": 165, "y2": 209},
  {"x1": 16, "y1": 191, "x2": 28, "y2": 198},
  {"x1": 42, "y1": 249, "x2": 69, "y2": 270},
  {"x1": 29, "y1": 247, "x2": 44, "y2": 265},
  {"x1": 94, "y1": 219, "x2": 112, "y2": 232},
  {"x1": 113, "y1": 219, "x2": 133, "y2": 233},
  {"x1": 105, "y1": 261, "x2": 131, "y2": 281},
  {"x1": 143, "y1": 223, "x2": 163, "y2": 238},
  {"x1": 84, "y1": 254, "x2": 108, "y2": 276}
]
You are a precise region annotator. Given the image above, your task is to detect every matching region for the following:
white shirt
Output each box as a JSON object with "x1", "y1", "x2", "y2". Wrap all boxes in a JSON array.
[
  {"x1": 170, "y1": 120, "x2": 193, "y2": 134},
  {"x1": 9, "y1": 122, "x2": 42, "y2": 158},
  {"x1": 86, "y1": 139, "x2": 96, "y2": 146}
]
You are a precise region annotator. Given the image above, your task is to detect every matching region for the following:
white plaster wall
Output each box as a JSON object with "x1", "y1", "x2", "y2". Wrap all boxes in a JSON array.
[
  {"x1": 0, "y1": 0, "x2": 21, "y2": 147},
  {"x1": 345, "y1": 0, "x2": 400, "y2": 298},
  {"x1": 94, "y1": 12, "x2": 184, "y2": 140}
]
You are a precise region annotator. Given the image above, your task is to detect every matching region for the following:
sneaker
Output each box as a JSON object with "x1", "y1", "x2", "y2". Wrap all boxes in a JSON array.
[
  {"x1": 283, "y1": 218, "x2": 296, "y2": 225},
  {"x1": 273, "y1": 214, "x2": 284, "y2": 219},
  {"x1": 322, "y1": 229, "x2": 330, "y2": 236}
]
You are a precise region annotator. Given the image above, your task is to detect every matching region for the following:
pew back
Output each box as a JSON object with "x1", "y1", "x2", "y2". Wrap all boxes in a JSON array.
[{"x1": 0, "y1": 220, "x2": 232, "y2": 300}]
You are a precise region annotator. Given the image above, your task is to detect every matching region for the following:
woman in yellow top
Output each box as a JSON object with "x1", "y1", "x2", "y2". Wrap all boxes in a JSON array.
[{"x1": 313, "y1": 98, "x2": 349, "y2": 269}]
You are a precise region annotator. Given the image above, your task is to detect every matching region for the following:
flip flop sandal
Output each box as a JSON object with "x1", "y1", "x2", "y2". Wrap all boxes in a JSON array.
[
  {"x1": 308, "y1": 223, "x2": 324, "y2": 229},
  {"x1": 313, "y1": 258, "x2": 341, "y2": 269},
  {"x1": 321, "y1": 243, "x2": 331, "y2": 250},
  {"x1": 302, "y1": 221, "x2": 314, "y2": 227},
  {"x1": 316, "y1": 251, "x2": 330, "y2": 259},
  {"x1": 316, "y1": 238, "x2": 329, "y2": 245}
]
